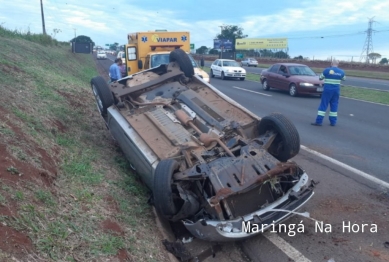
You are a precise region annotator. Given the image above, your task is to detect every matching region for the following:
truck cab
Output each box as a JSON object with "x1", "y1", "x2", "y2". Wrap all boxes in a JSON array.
[{"x1": 123, "y1": 31, "x2": 209, "y2": 82}]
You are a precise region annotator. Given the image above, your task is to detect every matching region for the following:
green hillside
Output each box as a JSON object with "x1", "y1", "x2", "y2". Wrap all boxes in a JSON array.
[{"x1": 0, "y1": 27, "x2": 168, "y2": 261}]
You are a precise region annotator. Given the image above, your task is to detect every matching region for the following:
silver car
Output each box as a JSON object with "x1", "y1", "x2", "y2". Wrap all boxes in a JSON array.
[
  {"x1": 90, "y1": 49, "x2": 316, "y2": 242},
  {"x1": 241, "y1": 58, "x2": 258, "y2": 67}
]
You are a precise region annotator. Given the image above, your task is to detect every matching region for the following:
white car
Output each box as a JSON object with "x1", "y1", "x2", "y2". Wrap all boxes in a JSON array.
[
  {"x1": 97, "y1": 51, "x2": 107, "y2": 60},
  {"x1": 241, "y1": 58, "x2": 258, "y2": 67},
  {"x1": 210, "y1": 59, "x2": 246, "y2": 81},
  {"x1": 117, "y1": 51, "x2": 126, "y2": 64}
]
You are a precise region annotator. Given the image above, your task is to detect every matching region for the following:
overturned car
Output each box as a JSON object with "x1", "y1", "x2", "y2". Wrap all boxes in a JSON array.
[{"x1": 90, "y1": 49, "x2": 315, "y2": 242}]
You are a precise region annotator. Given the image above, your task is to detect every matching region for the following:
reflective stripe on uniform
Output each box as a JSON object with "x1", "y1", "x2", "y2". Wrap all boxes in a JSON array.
[
  {"x1": 318, "y1": 110, "x2": 326, "y2": 116},
  {"x1": 324, "y1": 79, "x2": 341, "y2": 85},
  {"x1": 329, "y1": 111, "x2": 337, "y2": 117}
]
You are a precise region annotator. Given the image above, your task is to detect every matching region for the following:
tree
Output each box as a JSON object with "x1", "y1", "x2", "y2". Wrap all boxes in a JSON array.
[
  {"x1": 379, "y1": 58, "x2": 388, "y2": 64},
  {"x1": 216, "y1": 25, "x2": 248, "y2": 51},
  {"x1": 368, "y1": 52, "x2": 381, "y2": 63},
  {"x1": 196, "y1": 46, "x2": 208, "y2": 54},
  {"x1": 109, "y1": 43, "x2": 118, "y2": 51},
  {"x1": 208, "y1": 48, "x2": 219, "y2": 55},
  {"x1": 274, "y1": 51, "x2": 290, "y2": 59},
  {"x1": 293, "y1": 55, "x2": 304, "y2": 60}
]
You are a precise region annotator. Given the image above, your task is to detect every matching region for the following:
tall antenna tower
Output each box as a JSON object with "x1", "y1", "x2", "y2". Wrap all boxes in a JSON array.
[{"x1": 360, "y1": 17, "x2": 377, "y2": 63}]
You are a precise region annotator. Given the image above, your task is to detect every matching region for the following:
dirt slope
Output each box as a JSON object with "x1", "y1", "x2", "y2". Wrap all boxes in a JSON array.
[{"x1": 0, "y1": 36, "x2": 170, "y2": 261}]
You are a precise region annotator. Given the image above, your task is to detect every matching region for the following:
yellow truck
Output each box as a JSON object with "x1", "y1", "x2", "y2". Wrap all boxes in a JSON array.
[{"x1": 123, "y1": 30, "x2": 209, "y2": 82}]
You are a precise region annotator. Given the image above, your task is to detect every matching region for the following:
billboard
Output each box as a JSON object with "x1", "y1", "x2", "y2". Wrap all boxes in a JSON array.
[
  {"x1": 235, "y1": 38, "x2": 288, "y2": 49},
  {"x1": 213, "y1": 39, "x2": 233, "y2": 49}
]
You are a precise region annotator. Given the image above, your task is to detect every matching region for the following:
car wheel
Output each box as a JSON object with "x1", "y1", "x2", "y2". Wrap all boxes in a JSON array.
[
  {"x1": 289, "y1": 84, "x2": 298, "y2": 97},
  {"x1": 221, "y1": 71, "x2": 225, "y2": 80},
  {"x1": 153, "y1": 159, "x2": 183, "y2": 218},
  {"x1": 258, "y1": 113, "x2": 300, "y2": 162},
  {"x1": 262, "y1": 79, "x2": 270, "y2": 90},
  {"x1": 210, "y1": 69, "x2": 214, "y2": 78},
  {"x1": 90, "y1": 76, "x2": 114, "y2": 116},
  {"x1": 169, "y1": 49, "x2": 194, "y2": 78},
  {"x1": 240, "y1": 77, "x2": 245, "y2": 81}
]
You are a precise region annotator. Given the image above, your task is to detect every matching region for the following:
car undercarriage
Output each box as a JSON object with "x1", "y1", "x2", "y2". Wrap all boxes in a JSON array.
[{"x1": 90, "y1": 49, "x2": 316, "y2": 241}]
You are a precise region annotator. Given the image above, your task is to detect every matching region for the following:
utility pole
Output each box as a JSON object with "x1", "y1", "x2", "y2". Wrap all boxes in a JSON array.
[
  {"x1": 219, "y1": 25, "x2": 224, "y2": 59},
  {"x1": 40, "y1": 0, "x2": 47, "y2": 35},
  {"x1": 360, "y1": 17, "x2": 376, "y2": 63},
  {"x1": 73, "y1": 28, "x2": 77, "y2": 38}
]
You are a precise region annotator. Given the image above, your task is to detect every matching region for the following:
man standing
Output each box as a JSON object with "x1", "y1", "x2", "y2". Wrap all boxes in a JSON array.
[
  {"x1": 109, "y1": 58, "x2": 123, "y2": 82},
  {"x1": 200, "y1": 56, "x2": 205, "y2": 69},
  {"x1": 311, "y1": 60, "x2": 345, "y2": 126}
]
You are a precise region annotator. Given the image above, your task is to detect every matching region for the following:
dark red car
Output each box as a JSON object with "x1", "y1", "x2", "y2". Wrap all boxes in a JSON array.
[{"x1": 260, "y1": 63, "x2": 324, "y2": 97}]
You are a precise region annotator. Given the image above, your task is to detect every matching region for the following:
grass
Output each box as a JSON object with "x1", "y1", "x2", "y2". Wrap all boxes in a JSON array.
[
  {"x1": 341, "y1": 86, "x2": 389, "y2": 105},
  {"x1": 0, "y1": 26, "x2": 169, "y2": 261}
]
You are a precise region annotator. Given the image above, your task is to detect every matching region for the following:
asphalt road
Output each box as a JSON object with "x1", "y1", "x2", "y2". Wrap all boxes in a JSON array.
[
  {"x1": 204, "y1": 61, "x2": 389, "y2": 91},
  {"x1": 96, "y1": 54, "x2": 389, "y2": 262},
  {"x1": 208, "y1": 77, "x2": 389, "y2": 183}
]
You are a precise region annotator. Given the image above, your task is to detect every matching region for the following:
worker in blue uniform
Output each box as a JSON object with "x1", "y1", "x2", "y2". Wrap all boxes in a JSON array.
[{"x1": 311, "y1": 60, "x2": 345, "y2": 126}]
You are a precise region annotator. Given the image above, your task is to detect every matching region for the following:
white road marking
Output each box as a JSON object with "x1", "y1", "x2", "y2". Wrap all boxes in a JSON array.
[
  {"x1": 301, "y1": 145, "x2": 389, "y2": 189},
  {"x1": 264, "y1": 232, "x2": 312, "y2": 262},
  {"x1": 232, "y1": 86, "x2": 272, "y2": 96}
]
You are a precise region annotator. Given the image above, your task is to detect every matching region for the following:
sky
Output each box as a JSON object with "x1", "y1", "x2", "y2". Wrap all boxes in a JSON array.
[{"x1": 1, "y1": 0, "x2": 389, "y2": 61}]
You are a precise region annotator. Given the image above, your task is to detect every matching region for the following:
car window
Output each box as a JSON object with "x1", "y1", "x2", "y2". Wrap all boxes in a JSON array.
[
  {"x1": 217, "y1": 61, "x2": 221, "y2": 66},
  {"x1": 269, "y1": 65, "x2": 280, "y2": 73},
  {"x1": 151, "y1": 54, "x2": 170, "y2": 68},
  {"x1": 279, "y1": 65, "x2": 288, "y2": 74},
  {"x1": 187, "y1": 54, "x2": 198, "y2": 68},
  {"x1": 288, "y1": 66, "x2": 316, "y2": 76},
  {"x1": 222, "y1": 61, "x2": 240, "y2": 67},
  {"x1": 213, "y1": 60, "x2": 219, "y2": 65}
]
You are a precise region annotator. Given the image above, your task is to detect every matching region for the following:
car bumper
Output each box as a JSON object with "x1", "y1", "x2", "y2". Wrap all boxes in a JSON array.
[
  {"x1": 183, "y1": 172, "x2": 314, "y2": 242},
  {"x1": 225, "y1": 73, "x2": 246, "y2": 78},
  {"x1": 298, "y1": 86, "x2": 323, "y2": 94}
]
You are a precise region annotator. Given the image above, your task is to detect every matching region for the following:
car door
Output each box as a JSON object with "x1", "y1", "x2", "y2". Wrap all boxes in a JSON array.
[
  {"x1": 211, "y1": 60, "x2": 219, "y2": 75},
  {"x1": 266, "y1": 65, "x2": 280, "y2": 87},
  {"x1": 242, "y1": 59, "x2": 247, "y2": 66},
  {"x1": 218, "y1": 60, "x2": 224, "y2": 76},
  {"x1": 277, "y1": 65, "x2": 291, "y2": 90}
]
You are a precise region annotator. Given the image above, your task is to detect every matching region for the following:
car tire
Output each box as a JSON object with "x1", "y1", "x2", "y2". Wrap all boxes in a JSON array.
[
  {"x1": 240, "y1": 77, "x2": 245, "y2": 81},
  {"x1": 153, "y1": 159, "x2": 183, "y2": 218},
  {"x1": 221, "y1": 71, "x2": 226, "y2": 80},
  {"x1": 262, "y1": 79, "x2": 270, "y2": 91},
  {"x1": 90, "y1": 76, "x2": 114, "y2": 116},
  {"x1": 210, "y1": 69, "x2": 214, "y2": 78},
  {"x1": 289, "y1": 84, "x2": 298, "y2": 97},
  {"x1": 258, "y1": 113, "x2": 300, "y2": 162},
  {"x1": 169, "y1": 49, "x2": 194, "y2": 78}
]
